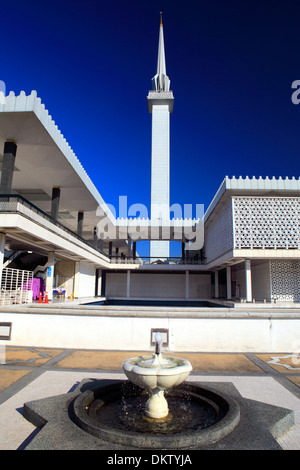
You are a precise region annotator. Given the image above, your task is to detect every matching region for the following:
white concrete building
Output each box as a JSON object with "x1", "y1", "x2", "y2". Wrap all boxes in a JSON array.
[
  {"x1": 0, "y1": 17, "x2": 299, "y2": 354},
  {"x1": 204, "y1": 175, "x2": 300, "y2": 304},
  {"x1": 0, "y1": 18, "x2": 299, "y2": 311}
]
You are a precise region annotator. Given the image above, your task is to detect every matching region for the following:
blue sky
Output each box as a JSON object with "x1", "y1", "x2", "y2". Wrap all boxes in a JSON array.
[{"x1": 1, "y1": 0, "x2": 300, "y2": 248}]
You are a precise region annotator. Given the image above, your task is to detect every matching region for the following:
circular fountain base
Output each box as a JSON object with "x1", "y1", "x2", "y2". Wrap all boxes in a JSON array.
[
  {"x1": 71, "y1": 381, "x2": 240, "y2": 449},
  {"x1": 22, "y1": 378, "x2": 295, "y2": 450}
]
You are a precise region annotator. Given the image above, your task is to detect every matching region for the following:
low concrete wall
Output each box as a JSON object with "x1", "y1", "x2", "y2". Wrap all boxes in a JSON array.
[{"x1": 0, "y1": 305, "x2": 299, "y2": 353}]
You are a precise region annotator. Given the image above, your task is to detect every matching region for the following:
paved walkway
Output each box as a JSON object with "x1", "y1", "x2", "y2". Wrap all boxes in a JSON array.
[{"x1": 0, "y1": 346, "x2": 300, "y2": 450}]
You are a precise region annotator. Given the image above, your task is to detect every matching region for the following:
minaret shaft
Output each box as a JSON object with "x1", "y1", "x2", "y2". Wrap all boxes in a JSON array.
[{"x1": 148, "y1": 15, "x2": 174, "y2": 260}]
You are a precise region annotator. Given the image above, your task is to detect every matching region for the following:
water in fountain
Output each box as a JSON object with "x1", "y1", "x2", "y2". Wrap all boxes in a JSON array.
[
  {"x1": 71, "y1": 332, "x2": 240, "y2": 449},
  {"x1": 88, "y1": 381, "x2": 224, "y2": 435}
]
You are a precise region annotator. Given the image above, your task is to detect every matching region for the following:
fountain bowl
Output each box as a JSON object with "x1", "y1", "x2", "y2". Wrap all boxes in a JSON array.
[
  {"x1": 122, "y1": 353, "x2": 192, "y2": 391},
  {"x1": 122, "y1": 352, "x2": 192, "y2": 419}
]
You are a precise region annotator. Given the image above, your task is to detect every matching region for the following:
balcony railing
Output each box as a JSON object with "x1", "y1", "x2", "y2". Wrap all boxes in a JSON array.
[
  {"x1": 0, "y1": 194, "x2": 109, "y2": 259},
  {"x1": 0, "y1": 195, "x2": 205, "y2": 266},
  {"x1": 110, "y1": 255, "x2": 204, "y2": 265}
]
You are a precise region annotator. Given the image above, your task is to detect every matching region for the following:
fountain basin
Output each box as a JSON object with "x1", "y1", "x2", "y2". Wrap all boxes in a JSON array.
[
  {"x1": 122, "y1": 354, "x2": 192, "y2": 391},
  {"x1": 71, "y1": 381, "x2": 241, "y2": 449}
]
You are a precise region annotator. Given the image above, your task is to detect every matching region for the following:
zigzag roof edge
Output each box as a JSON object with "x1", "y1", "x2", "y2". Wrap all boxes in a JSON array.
[
  {"x1": 0, "y1": 90, "x2": 116, "y2": 224},
  {"x1": 205, "y1": 175, "x2": 300, "y2": 222}
]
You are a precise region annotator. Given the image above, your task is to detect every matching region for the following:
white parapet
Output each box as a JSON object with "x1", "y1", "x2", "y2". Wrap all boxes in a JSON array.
[{"x1": 1, "y1": 307, "x2": 300, "y2": 352}]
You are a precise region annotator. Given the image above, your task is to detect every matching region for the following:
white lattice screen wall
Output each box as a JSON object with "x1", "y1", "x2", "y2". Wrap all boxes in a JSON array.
[
  {"x1": 270, "y1": 260, "x2": 300, "y2": 301},
  {"x1": 233, "y1": 196, "x2": 300, "y2": 249}
]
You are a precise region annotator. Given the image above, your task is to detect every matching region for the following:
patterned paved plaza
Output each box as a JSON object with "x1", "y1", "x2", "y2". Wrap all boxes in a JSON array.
[{"x1": 0, "y1": 346, "x2": 300, "y2": 450}]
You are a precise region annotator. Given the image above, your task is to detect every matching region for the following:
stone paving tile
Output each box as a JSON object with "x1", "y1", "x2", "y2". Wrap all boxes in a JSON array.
[
  {"x1": 1, "y1": 371, "x2": 300, "y2": 450},
  {"x1": 256, "y1": 354, "x2": 300, "y2": 374},
  {"x1": 0, "y1": 347, "x2": 300, "y2": 450},
  {"x1": 172, "y1": 353, "x2": 264, "y2": 374},
  {"x1": 54, "y1": 350, "x2": 264, "y2": 374},
  {"x1": 190, "y1": 375, "x2": 300, "y2": 450},
  {"x1": 55, "y1": 350, "x2": 147, "y2": 370},
  {"x1": 0, "y1": 370, "x2": 122, "y2": 450},
  {"x1": 0, "y1": 369, "x2": 32, "y2": 393},
  {"x1": 4, "y1": 347, "x2": 64, "y2": 367},
  {"x1": 288, "y1": 376, "x2": 300, "y2": 388}
]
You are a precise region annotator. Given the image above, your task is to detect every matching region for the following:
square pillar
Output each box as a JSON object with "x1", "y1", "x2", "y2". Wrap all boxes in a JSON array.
[
  {"x1": 127, "y1": 238, "x2": 132, "y2": 259},
  {"x1": 185, "y1": 270, "x2": 189, "y2": 299},
  {"x1": 226, "y1": 266, "x2": 231, "y2": 300},
  {"x1": 0, "y1": 141, "x2": 17, "y2": 194},
  {"x1": 109, "y1": 241, "x2": 113, "y2": 257},
  {"x1": 45, "y1": 252, "x2": 55, "y2": 301},
  {"x1": 245, "y1": 259, "x2": 252, "y2": 302},
  {"x1": 51, "y1": 187, "x2": 60, "y2": 220},
  {"x1": 132, "y1": 241, "x2": 136, "y2": 260},
  {"x1": 0, "y1": 233, "x2": 5, "y2": 288},
  {"x1": 74, "y1": 261, "x2": 80, "y2": 298},
  {"x1": 126, "y1": 270, "x2": 130, "y2": 298},
  {"x1": 77, "y1": 211, "x2": 84, "y2": 237},
  {"x1": 95, "y1": 268, "x2": 101, "y2": 296},
  {"x1": 93, "y1": 226, "x2": 98, "y2": 248},
  {"x1": 214, "y1": 271, "x2": 219, "y2": 298}
]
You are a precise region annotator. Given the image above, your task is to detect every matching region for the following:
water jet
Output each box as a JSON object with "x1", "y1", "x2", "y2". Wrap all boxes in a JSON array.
[{"x1": 122, "y1": 332, "x2": 193, "y2": 419}]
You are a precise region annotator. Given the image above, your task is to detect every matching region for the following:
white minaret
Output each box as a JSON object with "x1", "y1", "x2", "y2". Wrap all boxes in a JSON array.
[{"x1": 148, "y1": 13, "x2": 174, "y2": 260}]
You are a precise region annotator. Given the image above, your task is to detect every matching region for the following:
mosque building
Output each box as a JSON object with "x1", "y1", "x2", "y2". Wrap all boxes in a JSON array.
[{"x1": 0, "y1": 16, "x2": 300, "y2": 309}]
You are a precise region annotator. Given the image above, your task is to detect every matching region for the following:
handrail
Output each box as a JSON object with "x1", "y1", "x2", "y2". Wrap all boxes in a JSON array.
[
  {"x1": 109, "y1": 255, "x2": 205, "y2": 265},
  {"x1": 0, "y1": 194, "x2": 204, "y2": 265},
  {"x1": 0, "y1": 194, "x2": 109, "y2": 259}
]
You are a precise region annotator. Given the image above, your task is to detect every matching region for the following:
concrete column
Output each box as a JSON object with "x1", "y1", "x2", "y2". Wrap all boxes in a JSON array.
[
  {"x1": 214, "y1": 271, "x2": 219, "y2": 298},
  {"x1": 0, "y1": 233, "x2": 6, "y2": 288},
  {"x1": 0, "y1": 141, "x2": 17, "y2": 194},
  {"x1": 132, "y1": 242, "x2": 136, "y2": 260},
  {"x1": 101, "y1": 270, "x2": 106, "y2": 296},
  {"x1": 127, "y1": 238, "x2": 132, "y2": 259},
  {"x1": 77, "y1": 211, "x2": 84, "y2": 237},
  {"x1": 245, "y1": 259, "x2": 252, "y2": 302},
  {"x1": 45, "y1": 252, "x2": 55, "y2": 301},
  {"x1": 95, "y1": 268, "x2": 101, "y2": 296},
  {"x1": 185, "y1": 270, "x2": 189, "y2": 299},
  {"x1": 51, "y1": 187, "x2": 60, "y2": 220},
  {"x1": 181, "y1": 242, "x2": 185, "y2": 259},
  {"x1": 93, "y1": 227, "x2": 97, "y2": 248},
  {"x1": 126, "y1": 270, "x2": 130, "y2": 298},
  {"x1": 226, "y1": 266, "x2": 231, "y2": 300},
  {"x1": 73, "y1": 261, "x2": 80, "y2": 298}
]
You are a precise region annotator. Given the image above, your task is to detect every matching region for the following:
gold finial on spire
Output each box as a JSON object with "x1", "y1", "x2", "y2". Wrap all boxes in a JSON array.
[{"x1": 160, "y1": 11, "x2": 163, "y2": 26}]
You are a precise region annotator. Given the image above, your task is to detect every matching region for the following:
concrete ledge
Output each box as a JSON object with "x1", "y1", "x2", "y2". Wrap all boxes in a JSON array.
[{"x1": 0, "y1": 304, "x2": 300, "y2": 352}]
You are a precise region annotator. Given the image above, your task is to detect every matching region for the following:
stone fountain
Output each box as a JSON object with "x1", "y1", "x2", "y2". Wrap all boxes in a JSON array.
[
  {"x1": 122, "y1": 332, "x2": 192, "y2": 419},
  {"x1": 21, "y1": 333, "x2": 295, "y2": 450}
]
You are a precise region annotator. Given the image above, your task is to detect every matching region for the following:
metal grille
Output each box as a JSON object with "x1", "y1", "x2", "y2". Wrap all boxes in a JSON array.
[{"x1": 0, "y1": 268, "x2": 33, "y2": 305}]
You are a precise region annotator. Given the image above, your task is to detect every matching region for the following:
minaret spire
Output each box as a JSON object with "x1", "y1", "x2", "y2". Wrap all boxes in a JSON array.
[
  {"x1": 147, "y1": 14, "x2": 174, "y2": 260},
  {"x1": 152, "y1": 12, "x2": 171, "y2": 92}
]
